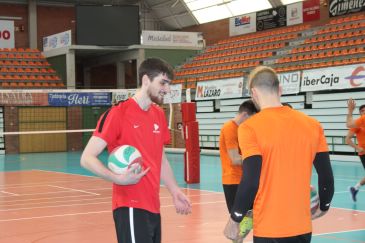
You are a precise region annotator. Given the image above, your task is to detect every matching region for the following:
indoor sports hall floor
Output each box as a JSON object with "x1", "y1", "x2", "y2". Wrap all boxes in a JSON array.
[{"x1": 0, "y1": 152, "x2": 364, "y2": 243}]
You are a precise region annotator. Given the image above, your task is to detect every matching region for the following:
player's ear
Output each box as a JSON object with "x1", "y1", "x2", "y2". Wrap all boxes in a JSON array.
[{"x1": 141, "y1": 74, "x2": 150, "y2": 87}]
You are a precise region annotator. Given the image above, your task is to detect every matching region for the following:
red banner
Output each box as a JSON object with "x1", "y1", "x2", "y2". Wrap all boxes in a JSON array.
[{"x1": 303, "y1": 0, "x2": 320, "y2": 22}]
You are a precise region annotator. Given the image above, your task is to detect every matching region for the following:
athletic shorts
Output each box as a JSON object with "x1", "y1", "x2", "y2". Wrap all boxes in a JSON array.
[
  {"x1": 113, "y1": 207, "x2": 161, "y2": 243},
  {"x1": 254, "y1": 232, "x2": 312, "y2": 243},
  {"x1": 360, "y1": 155, "x2": 365, "y2": 169},
  {"x1": 223, "y1": 184, "x2": 239, "y2": 213}
]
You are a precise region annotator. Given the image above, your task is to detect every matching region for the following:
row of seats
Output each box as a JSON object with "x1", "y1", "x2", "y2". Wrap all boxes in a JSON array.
[
  {"x1": 0, "y1": 59, "x2": 50, "y2": 67},
  {"x1": 292, "y1": 39, "x2": 365, "y2": 53},
  {"x1": 0, "y1": 47, "x2": 40, "y2": 53},
  {"x1": 0, "y1": 82, "x2": 64, "y2": 88},
  {"x1": 179, "y1": 52, "x2": 272, "y2": 73},
  {"x1": 277, "y1": 47, "x2": 365, "y2": 63},
  {"x1": 0, "y1": 67, "x2": 55, "y2": 74},
  {"x1": 0, "y1": 74, "x2": 60, "y2": 81},
  {"x1": 304, "y1": 29, "x2": 365, "y2": 44},
  {"x1": 0, "y1": 53, "x2": 42, "y2": 59}
]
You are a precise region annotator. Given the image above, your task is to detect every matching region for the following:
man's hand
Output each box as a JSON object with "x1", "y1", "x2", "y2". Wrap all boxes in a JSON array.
[
  {"x1": 347, "y1": 99, "x2": 356, "y2": 114},
  {"x1": 224, "y1": 218, "x2": 242, "y2": 241},
  {"x1": 113, "y1": 164, "x2": 150, "y2": 185},
  {"x1": 172, "y1": 190, "x2": 192, "y2": 215},
  {"x1": 311, "y1": 207, "x2": 328, "y2": 220}
]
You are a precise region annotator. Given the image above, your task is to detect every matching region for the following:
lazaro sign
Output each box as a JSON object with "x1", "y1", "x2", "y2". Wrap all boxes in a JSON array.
[{"x1": 195, "y1": 78, "x2": 244, "y2": 100}]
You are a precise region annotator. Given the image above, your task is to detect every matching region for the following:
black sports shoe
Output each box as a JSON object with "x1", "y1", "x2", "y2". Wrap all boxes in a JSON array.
[{"x1": 349, "y1": 186, "x2": 359, "y2": 202}]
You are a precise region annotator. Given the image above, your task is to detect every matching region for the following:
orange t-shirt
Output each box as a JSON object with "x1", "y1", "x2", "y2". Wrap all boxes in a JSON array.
[
  {"x1": 219, "y1": 120, "x2": 243, "y2": 185},
  {"x1": 238, "y1": 106, "x2": 328, "y2": 238},
  {"x1": 353, "y1": 115, "x2": 365, "y2": 155}
]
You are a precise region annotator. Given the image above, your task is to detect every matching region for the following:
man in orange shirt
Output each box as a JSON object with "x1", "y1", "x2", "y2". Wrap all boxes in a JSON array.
[
  {"x1": 219, "y1": 100, "x2": 257, "y2": 242},
  {"x1": 224, "y1": 66, "x2": 334, "y2": 243},
  {"x1": 346, "y1": 99, "x2": 365, "y2": 202}
]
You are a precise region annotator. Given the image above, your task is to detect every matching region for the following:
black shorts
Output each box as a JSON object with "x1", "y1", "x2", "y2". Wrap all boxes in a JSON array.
[
  {"x1": 360, "y1": 155, "x2": 365, "y2": 169},
  {"x1": 113, "y1": 207, "x2": 161, "y2": 243},
  {"x1": 254, "y1": 232, "x2": 312, "y2": 243},
  {"x1": 223, "y1": 184, "x2": 239, "y2": 213}
]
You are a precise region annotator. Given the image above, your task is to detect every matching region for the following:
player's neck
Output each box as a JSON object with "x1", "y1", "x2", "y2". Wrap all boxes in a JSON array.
[{"x1": 133, "y1": 93, "x2": 151, "y2": 111}]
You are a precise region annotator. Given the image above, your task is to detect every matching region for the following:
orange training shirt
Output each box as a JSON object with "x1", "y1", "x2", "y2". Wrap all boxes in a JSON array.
[
  {"x1": 219, "y1": 120, "x2": 243, "y2": 185},
  {"x1": 238, "y1": 106, "x2": 328, "y2": 238},
  {"x1": 354, "y1": 115, "x2": 365, "y2": 155}
]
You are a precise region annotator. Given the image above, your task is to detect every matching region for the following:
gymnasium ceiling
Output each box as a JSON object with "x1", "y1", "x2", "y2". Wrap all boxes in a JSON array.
[{"x1": 0, "y1": 0, "x2": 305, "y2": 30}]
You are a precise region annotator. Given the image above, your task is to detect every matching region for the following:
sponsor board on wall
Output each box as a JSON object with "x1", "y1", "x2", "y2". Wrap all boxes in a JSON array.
[
  {"x1": 301, "y1": 64, "x2": 365, "y2": 91},
  {"x1": 195, "y1": 78, "x2": 244, "y2": 100},
  {"x1": 0, "y1": 20, "x2": 15, "y2": 48},
  {"x1": 112, "y1": 89, "x2": 137, "y2": 103},
  {"x1": 43, "y1": 30, "x2": 71, "y2": 51},
  {"x1": 329, "y1": 0, "x2": 365, "y2": 17},
  {"x1": 0, "y1": 92, "x2": 48, "y2": 106},
  {"x1": 303, "y1": 0, "x2": 321, "y2": 21},
  {"x1": 164, "y1": 84, "x2": 182, "y2": 104},
  {"x1": 256, "y1": 6, "x2": 287, "y2": 31},
  {"x1": 141, "y1": 30, "x2": 201, "y2": 47},
  {"x1": 229, "y1": 13, "x2": 256, "y2": 36},
  {"x1": 48, "y1": 92, "x2": 111, "y2": 106},
  {"x1": 278, "y1": 71, "x2": 301, "y2": 94},
  {"x1": 287, "y1": 2, "x2": 303, "y2": 26}
]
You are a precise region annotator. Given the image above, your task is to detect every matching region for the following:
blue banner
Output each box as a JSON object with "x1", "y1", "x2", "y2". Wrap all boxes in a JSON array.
[{"x1": 48, "y1": 92, "x2": 111, "y2": 106}]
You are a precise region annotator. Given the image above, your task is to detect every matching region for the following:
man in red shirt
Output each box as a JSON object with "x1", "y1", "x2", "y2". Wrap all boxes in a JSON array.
[
  {"x1": 81, "y1": 58, "x2": 191, "y2": 243},
  {"x1": 346, "y1": 99, "x2": 365, "y2": 202}
]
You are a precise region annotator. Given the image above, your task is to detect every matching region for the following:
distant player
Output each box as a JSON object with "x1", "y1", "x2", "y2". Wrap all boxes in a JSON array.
[
  {"x1": 224, "y1": 66, "x2": 334, "y2": 243},
  {"x1": 219, "y1": 100, "x2": 258, "y2": 242},
  {"x1": 346, "y1": 99, "x2": 365, "y2": 202}
]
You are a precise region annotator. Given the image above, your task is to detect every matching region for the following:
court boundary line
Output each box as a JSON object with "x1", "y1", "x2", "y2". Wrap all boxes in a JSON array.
[{"x1": 48, "y1": 184, "x2": 100, "y2": 196}]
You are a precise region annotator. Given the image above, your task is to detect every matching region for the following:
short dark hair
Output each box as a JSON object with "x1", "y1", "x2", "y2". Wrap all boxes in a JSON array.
[
  {"x1": 359, "y1": 104, "x2": 365, "y2": 112},
  {"x1": 282, "y1": 102, "x2": 292, "y2": 108},
  {"x1": 138, "y1": 58, "x2": 174, "y2": 86},
  {"x1": 238, "y1": 100, "x2": 258, "y2": 115}
]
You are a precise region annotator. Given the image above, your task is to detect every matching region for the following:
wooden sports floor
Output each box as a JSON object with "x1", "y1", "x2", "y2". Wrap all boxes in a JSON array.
[{"x1": 0, "y1": 152, "x2": 364, "y2": 243}]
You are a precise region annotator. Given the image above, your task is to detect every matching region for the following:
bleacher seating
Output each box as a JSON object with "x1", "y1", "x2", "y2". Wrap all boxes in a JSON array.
[
  {"x1": 0, "y1": 48, "x2": 64, "y2": 88},
  {"x1": 173, "y1": 14, "x2": 365, "y2": 89}
]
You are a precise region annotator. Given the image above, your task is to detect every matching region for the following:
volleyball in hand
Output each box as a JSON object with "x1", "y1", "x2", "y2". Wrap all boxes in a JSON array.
[
  {"x1": 310, "y1": 185, "x2": 320, "y2": 215},
  {"x1": 108, "y1": 145, "x2": 143, "y2": 174}
]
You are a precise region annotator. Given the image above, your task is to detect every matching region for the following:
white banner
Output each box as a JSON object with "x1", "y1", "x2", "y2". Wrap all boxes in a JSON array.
[
  {"x1": 229, "y1": 13, "x2": 256, "y2": 36},
  {"x1": 43, "y1": 30, "x2": 71, "y2": 51},
  {"x1": 141, "y1": 30, "x2": 201, "y2": 47},
  {"x1": 112, "y1": 89, "x2": 137, "y2": 103},
  {"x1": 287, "y1": 2, "x2": 303, "y2": 26},
  {"x1": 301, "y1": 64, "x2": 365, "y2": 92},
  {"x1": 195, "y1": 78, "x2": 244, "y2": 100},
  {"x1": 164, "y1": 84, "x2": 182, "y2": 104},
  {"x1": 278, "y1": 71, "x2": 301, "y2": 94},
  {"x1": 0, "y1": 20, "x2": 14, "y2": 48}
]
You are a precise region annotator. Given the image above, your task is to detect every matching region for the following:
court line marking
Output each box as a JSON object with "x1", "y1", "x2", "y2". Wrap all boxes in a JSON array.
[
  {"x1": 0, "y1": 191, "x2": 19, "y2": 196},
  {"x1": 0, "y1": 193, "x2": 105, "y2": 203},
  {"x1": 0, "y1": 192, "x2": 220, "y2": 208},
  {"x1": 47, "y1": 185, "x2": 100, "y2": 196},
  {"x1": 313, "y1": 228, "x2": 365, "y2": 236},
  {"x1": 0, "y1": 179, "x2": 103, "y2": 189},
  {"x1": 0, "y1": 200, "x2": 227, "y2": 222}
]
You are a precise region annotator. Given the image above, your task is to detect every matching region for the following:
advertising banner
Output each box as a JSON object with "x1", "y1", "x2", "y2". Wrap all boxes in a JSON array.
[
  {"x1": 301, "y1": 64, "x2": 365, "y2": 91},
  {"x1": 48, "y1": 92, "x2": 111, "y2": 106},
  {"x1": 195, "y1": 78, "x2": 244, "y2": 100},
  {"x1": 0, "y1": 20, "x2": 14, "y2": 48},
  {"x1": 229, "y1": 12, "x2": 256, "y2": 36}
]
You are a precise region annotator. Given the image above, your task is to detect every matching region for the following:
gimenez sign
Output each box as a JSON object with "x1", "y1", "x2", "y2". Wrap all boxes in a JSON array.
[
  {"x1": 195, "y1": 78, "x2": 243, "y2": 100},
  {"x1": 301, "y1": 64, "x2": 365, "y2": 92}
]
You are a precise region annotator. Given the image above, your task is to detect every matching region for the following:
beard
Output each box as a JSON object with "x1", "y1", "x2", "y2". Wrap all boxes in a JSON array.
[{"x1": 147, "y1": 88, "x2": 165, "y2": 105}]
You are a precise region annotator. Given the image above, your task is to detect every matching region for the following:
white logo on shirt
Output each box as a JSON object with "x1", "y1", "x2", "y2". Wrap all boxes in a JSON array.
[
  {"x1": 153, "y1": 123, "x2": 160, "y2": 133},
  {"x1": 133, "y1": 125, "x2": 140, "y2": 128}
]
